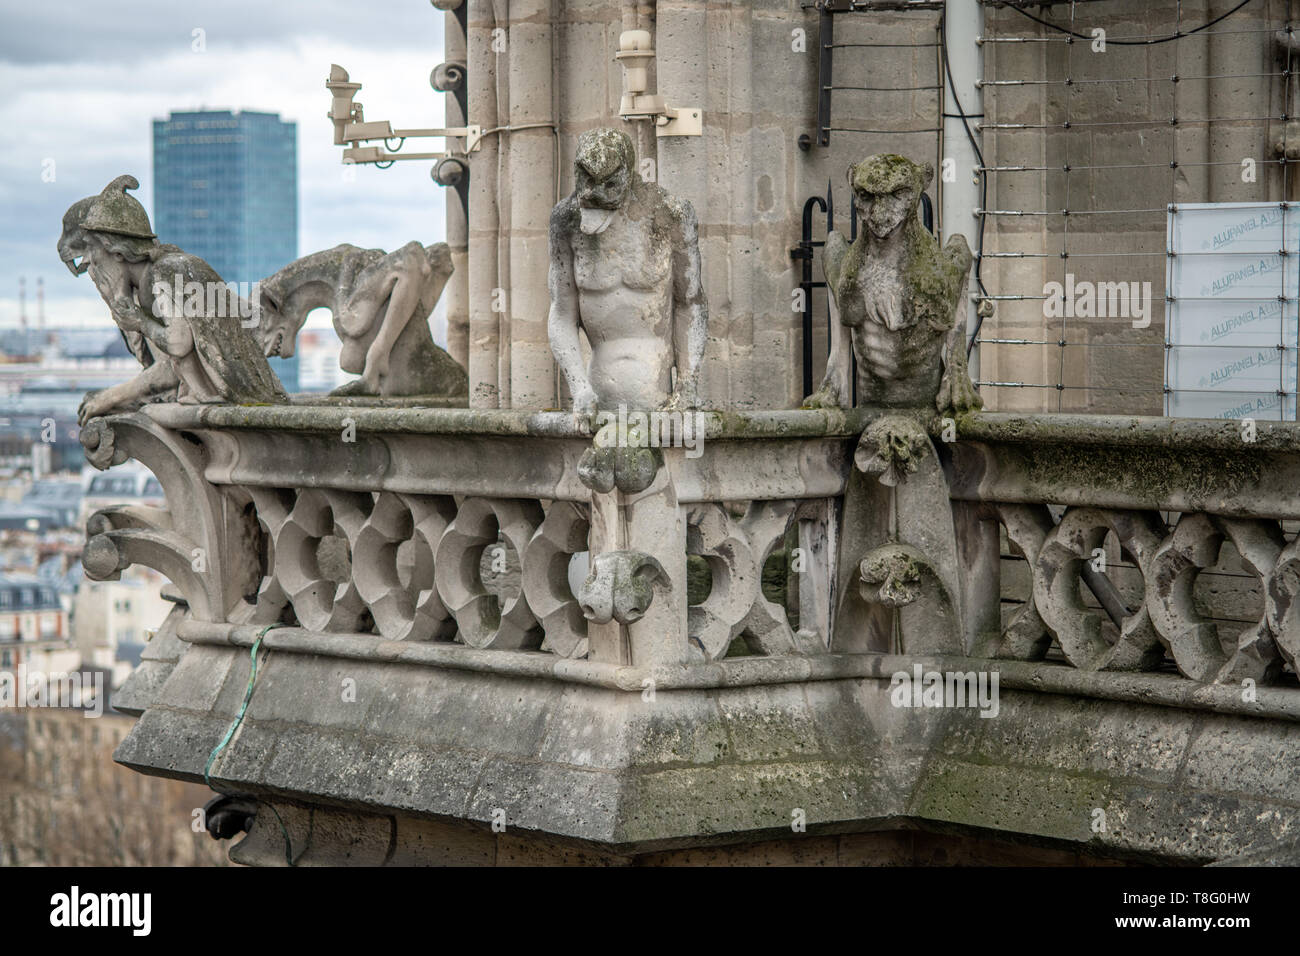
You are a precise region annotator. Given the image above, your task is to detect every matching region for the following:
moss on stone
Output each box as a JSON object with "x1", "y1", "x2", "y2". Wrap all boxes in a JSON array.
[{"x1": 1016, "y1": 442, "x2": 1263, "y2": 508}]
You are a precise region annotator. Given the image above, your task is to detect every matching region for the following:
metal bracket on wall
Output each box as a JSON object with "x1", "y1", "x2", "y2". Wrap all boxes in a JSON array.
[
  {"x1": 327, "y1": 64, "x2": 484, "y2": 166},
  {"x1": 616, "y1": 30, "x2": 704, "y2": 137}
]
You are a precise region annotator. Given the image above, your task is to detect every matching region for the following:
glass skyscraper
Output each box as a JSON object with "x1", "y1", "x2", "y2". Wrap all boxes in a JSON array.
[{"x1": 152, "y1": 109, "x2": 300, "y2": 390}]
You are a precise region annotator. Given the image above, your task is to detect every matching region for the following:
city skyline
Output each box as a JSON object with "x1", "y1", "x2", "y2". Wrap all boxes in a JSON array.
[{"x1": 0, "y1": 0, "x2": 448, "y2": 336}]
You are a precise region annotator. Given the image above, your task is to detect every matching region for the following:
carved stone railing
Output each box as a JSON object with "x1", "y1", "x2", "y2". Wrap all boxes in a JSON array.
[
  {"x1": 81, "y1": 405, "x2": 860, "y2": 680},
  {"x1": 945, "y1": 414, "x2": 1300, "y2": 688},
  {"x1": 81, "y1": 406, "x2": 1300, "y2": 698}
]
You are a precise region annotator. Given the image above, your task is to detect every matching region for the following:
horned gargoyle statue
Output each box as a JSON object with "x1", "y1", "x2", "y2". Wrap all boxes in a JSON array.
[
  {"x1": 254, "y1": 242, "x2": 468, "y2": 399},
  {"x1": 804, "y1": 153, "x2": 979, "y2": 417},
  {"x1": 59, "y1": 175, "x2": 287, "y2": 425},
  {"x1": 803, "y1": 154, "x2": 976, "y2": 658}
]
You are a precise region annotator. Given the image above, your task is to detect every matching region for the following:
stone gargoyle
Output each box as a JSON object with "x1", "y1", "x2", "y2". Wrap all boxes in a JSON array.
[
  {"x1": 255, "y1": 242, "x2": 468, "y2": 399},
  {"x1": 59, "y1": 176, "x2": 287, "y2": 425},
  {"x1": 804, "y1": 153, "x2": 980, "y2": 416},
  {"x1": 804, "y1": 156, "x2": 976, "y2": 659},
  {"x1": 548, "y1": 127, "x2": 707, "y2": 415}
]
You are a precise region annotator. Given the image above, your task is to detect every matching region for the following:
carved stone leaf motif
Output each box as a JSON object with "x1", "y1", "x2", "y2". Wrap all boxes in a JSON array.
[
  {"x1": 80, "y1": 418, "x2": 126, "y2": 471},
  {"x1": 578, "y1": 550, "x2": 669, "y2": 628},
  {"x1": 857, "y1": 542, "x2": 961, "y2": 654},
  {"x1": 855, "y1": 415, "x2": 929, "y2": 488}
]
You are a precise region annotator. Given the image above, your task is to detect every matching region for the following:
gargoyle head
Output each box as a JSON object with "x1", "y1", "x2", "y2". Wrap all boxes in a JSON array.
[
  {"x1": 62, "y1": 176, "x2": 158, "y2": 278},
  {"x1": 848, "y1": 154, "x2": 932, "y2": 240},
  {"x1": 573, "y1": 127, "x2": 637, "y2": 233},
  {"x1": 251, "y1": 280, "x2": 299, "y2": 359},
  {"x1": 424, "y1": 242, "x2": 454, "y2": 284},
  {"x1": 57, "y1": 197, "x2": 95, "y2": 276}
]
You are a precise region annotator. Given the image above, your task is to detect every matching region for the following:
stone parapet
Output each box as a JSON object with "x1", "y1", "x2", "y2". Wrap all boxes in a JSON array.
[{"x1": 84, "y1": 405, "x2": 1300, "y2": 863}]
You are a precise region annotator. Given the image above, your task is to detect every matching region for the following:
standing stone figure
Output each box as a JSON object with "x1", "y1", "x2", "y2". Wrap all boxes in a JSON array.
[
  {"x1": 803, "y1": 155, "x2": 980, "y2": 659},
  {"x1": 59, "y1": 175, "x2": 286, "y2": 425},
  {"x1": 548, "y1": 127, "x2": 708, "y2": 414},
  {"x1": 805, "y1": 153, "x2": 980, "y2": 414},
  {"x1": 255, "y1": 241, "x2": 467, "y2": 399}
]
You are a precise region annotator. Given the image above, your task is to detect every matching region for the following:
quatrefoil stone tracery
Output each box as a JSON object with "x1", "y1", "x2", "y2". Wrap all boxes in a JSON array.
[{"x1": 271, "y1": 489, "x2": 371, "y2": 632}]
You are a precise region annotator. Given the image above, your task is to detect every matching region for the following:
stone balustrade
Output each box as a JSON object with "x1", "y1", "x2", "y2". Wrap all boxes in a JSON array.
[
  {"x1": 80, "y1": 404, "x2": 1300, "y2": 698},
  {"x1": 84, "y1": 403, "x2": 1300, "y2": 864},
  {"x1": 80, "y1": 404, "x2": 859, "y2": 678},
  {"x1": 946, "y1": 414, "x2": 1300, "y2": 688}
]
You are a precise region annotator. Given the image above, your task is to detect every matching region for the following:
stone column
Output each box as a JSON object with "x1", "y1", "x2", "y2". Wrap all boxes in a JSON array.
[
  {"x1": 944, "y1": 0, "x2": 983, "y2": 380},
  {"x1": 657, "y1": 0, "x2": 750, "y2": 409},
  {"x1": 507, "y1": 0, "x2": 557, "y2": 408},
  {"x1": 468, "y1": 0, "x2": 502, "y2": 406},
  {"x1": 585, "y1": 463, "x2": 689, "y2": 668},
  {"x1": 443, "y1": 2, "x2": 471, "y2": 369}
]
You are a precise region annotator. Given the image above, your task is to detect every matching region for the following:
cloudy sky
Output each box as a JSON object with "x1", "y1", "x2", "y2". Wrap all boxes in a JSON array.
[{"x1": 0, "y1": 0, "x2": 449, "y2": 332}]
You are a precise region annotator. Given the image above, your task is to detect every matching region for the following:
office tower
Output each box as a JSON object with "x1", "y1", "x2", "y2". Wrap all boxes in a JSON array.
[{"x1": 152, "y1": 109, "x2": 300, "y2": 390}]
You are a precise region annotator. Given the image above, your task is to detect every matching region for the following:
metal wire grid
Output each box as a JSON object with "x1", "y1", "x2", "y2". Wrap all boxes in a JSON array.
[
  {"x1": 974, "y1": 0, "x2": 1295, "y2": 414},
  {"x1": 813, "y1": 4, "x2": 947, "y2": 151}
]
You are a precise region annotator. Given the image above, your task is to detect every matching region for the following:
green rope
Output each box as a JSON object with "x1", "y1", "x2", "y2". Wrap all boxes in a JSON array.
[
  {"x1": 203, "y1": 627, "x2": 274, "y2": 788},
  {"x1": 203, "y1": 624, "x2": 299, "y2": 865}
]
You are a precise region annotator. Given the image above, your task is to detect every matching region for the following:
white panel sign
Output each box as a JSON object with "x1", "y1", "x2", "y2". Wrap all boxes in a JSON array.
[{"x1": 1165, "y1": 202, "x2": 1299, "y2": 420}]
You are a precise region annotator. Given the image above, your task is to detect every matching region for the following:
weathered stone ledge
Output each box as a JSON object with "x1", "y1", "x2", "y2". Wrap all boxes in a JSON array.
[
  {"x1": 955, "y1": 411, "x2": 1300, "y2": 453},
  {"x1": 144, "y1": 402, "x2": 873, "y2": 439},
  {"x1": 285, "y1": 394, "x2": 467, "y2": 409},
  {"x1": 144, "y1": 403, "x2": 1300, "y2": 454},
  {"x1": 176, "y1": 621, "x2": 1300, "y2": 721}
]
